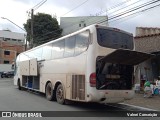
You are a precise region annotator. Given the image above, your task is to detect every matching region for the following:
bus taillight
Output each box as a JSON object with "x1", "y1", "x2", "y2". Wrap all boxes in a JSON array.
[{"x1": 90, "y1": 73, "x2": 96, "y2": 87}]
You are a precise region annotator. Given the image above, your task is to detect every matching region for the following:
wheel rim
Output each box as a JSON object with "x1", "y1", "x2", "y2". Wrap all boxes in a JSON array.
[{"x1": 57, "y1": 87, "x2": 63, "y2": 101}]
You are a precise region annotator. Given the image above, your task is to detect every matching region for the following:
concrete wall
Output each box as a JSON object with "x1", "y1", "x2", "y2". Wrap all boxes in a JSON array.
[
  {"x1": 134, "y1": 27, "x2": 160, "y2": 86},
  {"x1": 135, "y1": 35, "x2": 160, "y2": 53},
  {"x1": 136, "y1": 27, "x2": 160, "y2": 37},
  {"x1": 0, "y1": 30, "x2": 25, "y2": 45}
]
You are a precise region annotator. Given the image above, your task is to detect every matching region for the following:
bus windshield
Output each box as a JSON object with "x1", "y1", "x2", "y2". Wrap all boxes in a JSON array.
[{"x1": 97, "y1": 28, "x2": 134, "y2": 50}]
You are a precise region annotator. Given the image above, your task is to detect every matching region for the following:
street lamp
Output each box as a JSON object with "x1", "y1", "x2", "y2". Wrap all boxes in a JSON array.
[
  {"x1": 1, "y1": 17, "x2": 27, "y2": 51},
  {"x1": 1, "y1": 17, "x2": 26, "y2": 32}
]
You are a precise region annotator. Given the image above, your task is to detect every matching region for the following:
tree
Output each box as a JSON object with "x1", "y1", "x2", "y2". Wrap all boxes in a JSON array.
[{"x1": 24, "y1": 13, "x2": 62, "y2": 46}]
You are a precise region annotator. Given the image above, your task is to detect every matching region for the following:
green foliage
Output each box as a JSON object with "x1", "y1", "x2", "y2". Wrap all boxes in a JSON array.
[{"x1": 24, "y1": 13, "x2": 62, "y2": 46}]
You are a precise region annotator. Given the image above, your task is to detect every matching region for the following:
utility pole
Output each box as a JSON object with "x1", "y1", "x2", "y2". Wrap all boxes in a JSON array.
[
  {"x1": 30, "y1": 9, "x2": 34, "y2": 48},
  {"x1": 28, "y1": 0, "x2": 47, "y2": 48}
]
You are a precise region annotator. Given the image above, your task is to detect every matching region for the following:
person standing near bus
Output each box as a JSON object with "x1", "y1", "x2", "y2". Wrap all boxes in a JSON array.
[{"x1": 144, "y1": 81, "x2": 152, "y2": 98}]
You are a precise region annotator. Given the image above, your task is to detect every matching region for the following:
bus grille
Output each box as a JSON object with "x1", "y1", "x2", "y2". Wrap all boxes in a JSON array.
[{"x1": 72, "y1": 75, "x2": 85, "y2": 100}]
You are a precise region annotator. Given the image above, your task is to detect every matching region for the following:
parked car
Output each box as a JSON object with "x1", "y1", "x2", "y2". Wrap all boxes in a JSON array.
[{"x1": 1, "y1": 71, "x2": 14, "y2": 78}]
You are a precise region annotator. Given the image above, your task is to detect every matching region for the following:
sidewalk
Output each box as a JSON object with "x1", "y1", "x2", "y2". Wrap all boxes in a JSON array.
[{"x1": 123, "y1": 93, "x2": 160, "y2": 111}]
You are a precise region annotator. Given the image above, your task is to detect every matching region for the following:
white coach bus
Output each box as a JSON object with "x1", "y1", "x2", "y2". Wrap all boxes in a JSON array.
[{"x1": 14, "y1": 24, "x2": 152, "y2": 104}]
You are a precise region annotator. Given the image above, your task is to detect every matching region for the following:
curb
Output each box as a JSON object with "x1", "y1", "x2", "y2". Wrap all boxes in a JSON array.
[{"x1": 120, "y1": 103, "x2": 157, "y2": 111}]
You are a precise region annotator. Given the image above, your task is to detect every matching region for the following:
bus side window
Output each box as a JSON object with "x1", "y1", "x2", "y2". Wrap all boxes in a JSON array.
[
  {"x1": 64, "y1": 36, "x2": 76, "y2": 58},
  {"x1": 75, "y1": 31, "x2": 89, "y2": 56},
  {"x1": 52, "y1": 40, "x2": 65, "y2": 59},
  {"x1": 42, "y1": 44, "x2": 52, "y2": 60},
  {"x1": 34, "y1": 48, "x2": 42, "y2": 61}
]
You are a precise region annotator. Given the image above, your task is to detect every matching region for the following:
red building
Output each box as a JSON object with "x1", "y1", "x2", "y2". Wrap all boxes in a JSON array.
[{"x1": 0, "y1": 30, "x2": 25, "y2": 65}]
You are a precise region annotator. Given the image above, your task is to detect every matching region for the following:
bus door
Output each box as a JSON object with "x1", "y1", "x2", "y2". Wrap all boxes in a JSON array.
[
  {"x1": 37, "y1": 59, "x2": 45, "y2": 76},
  {"x1": 96, "y1": 49, "x2": 154, "y2": 90}
]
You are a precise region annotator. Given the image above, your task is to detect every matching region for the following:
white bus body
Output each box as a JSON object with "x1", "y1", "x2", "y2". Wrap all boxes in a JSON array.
[{"x1": 14, "y1": 25, "x2": 152, "y2": 104}]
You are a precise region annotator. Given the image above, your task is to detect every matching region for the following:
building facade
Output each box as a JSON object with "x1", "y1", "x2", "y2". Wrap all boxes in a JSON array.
[
  {"x1": 0, "y1": 30, "x2": 25, "y2": 65},
  {"x1": 60, "y1": 16, "x2": 108, "y2": 36},
  {"x1": 134, "y1": 27, "x2": 160, "y2": 89}
]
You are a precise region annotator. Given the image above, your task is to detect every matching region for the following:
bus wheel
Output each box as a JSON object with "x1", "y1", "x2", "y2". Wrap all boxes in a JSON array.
[
  {"x1": 1, "y1": 75, "x2": 4, "y2": 78},
  {"x1": 46, "y1": 82, "x2": 54, "y2": 101},
  {"x1": 56, "y1": 84, "x2": 65, "y2": 104},
  {"x1": 17, "y1": 79, "x2": 21, "y2": 90}
]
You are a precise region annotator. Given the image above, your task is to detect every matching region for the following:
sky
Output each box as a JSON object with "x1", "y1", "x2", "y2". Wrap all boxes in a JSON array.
[{"x1": 0, "y1": 0, "x2": 160, "y2": 35}]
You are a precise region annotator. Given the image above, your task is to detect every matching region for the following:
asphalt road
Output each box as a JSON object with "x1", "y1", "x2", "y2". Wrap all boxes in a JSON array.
[{"x1": 0, "y1": 78, "x2": 159, "y2": 120}]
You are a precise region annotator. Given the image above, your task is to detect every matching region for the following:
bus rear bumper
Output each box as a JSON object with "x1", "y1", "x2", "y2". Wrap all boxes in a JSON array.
[
  {"x1": 87, "y1": 90, "x2": 135, "y2": 103},
  {"x1": 99, "y1": 98, "x2": 125, "y2": 103}
]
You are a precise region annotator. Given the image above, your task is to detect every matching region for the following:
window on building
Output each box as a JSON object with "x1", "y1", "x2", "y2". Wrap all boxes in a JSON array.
[
  {"x1": 12, "y1": 39, "x2": 17, "y2": 41},
  {"x1": 4, "y1": 60, "x2": 10, "y2": 64},
  {"x1": 79, "y1": 24, "x2": 81, "y2": 27},
  {"x1": 4, "y1": 38, "x2": 10, "y2": 41},
  {"x1": 18, "y1": 40, "x2": 22, "y2": 42},
  {"x1": 84, "y1": 23, "x2": 86, "y2": 27},
  {"x1": 4, "y1": 51, "x2": 10, "y2": 55}
]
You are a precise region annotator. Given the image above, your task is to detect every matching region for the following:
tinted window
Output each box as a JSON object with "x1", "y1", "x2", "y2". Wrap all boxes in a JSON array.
[
  {"x1": 97, "y1": 28, "x2": 133, "y2": 50},
  {"x1": 42, "y1": 44, "x2": 52, "y2": 60},
  {"x1": 75, "y1": 31, "x2": 89, "y2": 56},
  {"x1": 52, "y1": 40, "x2": 65, "y2": 59},
  {"x1": 64, "y1": 36, "x2": 76, "y2": 57}
]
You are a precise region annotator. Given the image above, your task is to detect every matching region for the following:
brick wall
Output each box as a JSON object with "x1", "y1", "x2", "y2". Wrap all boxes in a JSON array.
[{"x1": 0, "y1": 40, "x2": 25, "y2": 64}]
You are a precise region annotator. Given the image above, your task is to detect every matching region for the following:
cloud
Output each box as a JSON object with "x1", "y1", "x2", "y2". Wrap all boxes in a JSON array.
[
  {"x1": 0, "y1": 23, "x2": 25, "y2": 33},
  {"x1": 12, "y1": 0, "x2": 31, "y2": 4},
  {"x1": 1, "y1": 0, "x2": 160, "y2": 35}
]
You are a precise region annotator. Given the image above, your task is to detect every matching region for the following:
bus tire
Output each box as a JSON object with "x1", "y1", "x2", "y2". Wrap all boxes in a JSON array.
[
  {"x1": 1, "y1": 74, "x2": 4, "y2": 78},
  {"x1": 46, "y1": 82, "x2": 54, "y2": 101},
  {"x1": 56, "y1": 84, "x2": 65, "y2": 104},
  {"x1": 18, "y1": 79, "x2": 21, "y2": 90}
]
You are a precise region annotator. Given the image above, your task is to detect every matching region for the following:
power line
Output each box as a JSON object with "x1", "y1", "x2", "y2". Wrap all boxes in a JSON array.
[
  {"x1": 107, "y1": 0, "x2": 143, "y2": 16},
  {"x1": 98, "y1": 0, "x2": 160, "y2": 24},
  {"x1": 25, "y1": 0, "x2": 131, "y2": 46},
  {"x1": 109, "y1": 0, "x2": 159, "y2": 19},
  {"x1": 61, "y1": 0, "x2": 89, "y2": 17},
  {"x1": 33, "y1": 0, "x2": 150, "y2": 42},
  {"x1": 89, "y1": 0, "x2": 132, "y2": 16},
  {"x1": 26, "y1": 0, "x2": 48, "y2": 48},
  {"x1": 34, "y1": 0, "x2": 47, "y2": 11},
  {"x1": 33, "y1": 0, "x2": 131, "y2": 40},
  {"x1": 59, "y1": 0, "x2": 131, "y2": 29},
  {"x1": 27, "y1": 0, "x2": 47, "y2": 12},
  {"x1": 30, "y1": 0, "x2": 160, "y2": 45},
  {"x1": 109, "y1": 3, "x2": 160, "y2": 25}
]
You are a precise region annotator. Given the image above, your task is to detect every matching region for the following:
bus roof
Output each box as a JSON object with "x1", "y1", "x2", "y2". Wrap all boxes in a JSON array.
[{"x1": 21, "y1": 24, "x2": 132, "y2": 54}]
